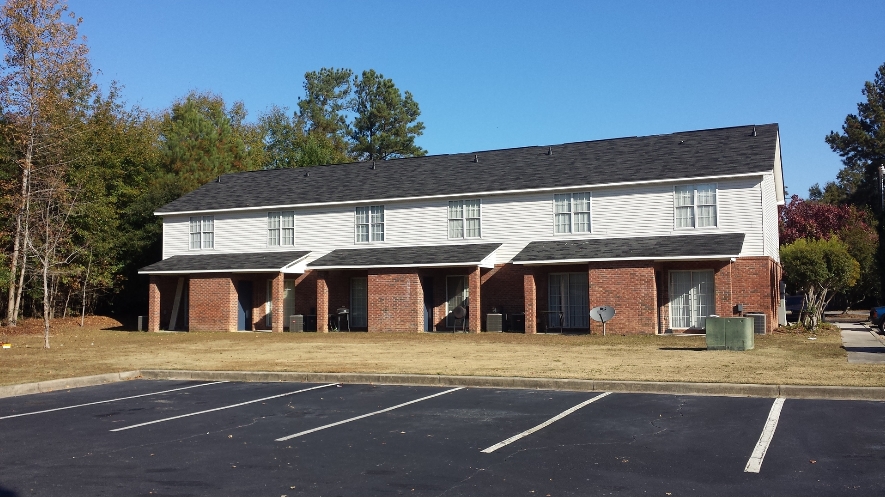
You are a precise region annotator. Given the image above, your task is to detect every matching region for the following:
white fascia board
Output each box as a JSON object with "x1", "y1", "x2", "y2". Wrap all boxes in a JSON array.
[
  {"x1": 773, "y1": 130, "x2": 786, "y2": 205},
  {"x1": 307, "y1": 261, "x2": 487, "y2": 270},
  {"x1": 513, "y1": 254, "x2": 739, "y2": 265},
  {"x1": 479, "y1": 249, "x2": 497, "y2": 269},
  {"x1": 154, "y1": 171, "x2": 768, "y2": 216}
]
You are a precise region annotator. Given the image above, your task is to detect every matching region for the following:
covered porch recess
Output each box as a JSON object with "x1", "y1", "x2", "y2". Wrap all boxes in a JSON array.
[
  {"x1": 306, "y1": 243, "x2": 501, "y2": 333},
  {"x1": 139, "y1": 251, "x2": 309, "y2": 333}
]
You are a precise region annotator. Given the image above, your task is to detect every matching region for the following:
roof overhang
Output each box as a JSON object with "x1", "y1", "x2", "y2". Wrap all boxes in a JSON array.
[
  {"x1": 138, "y1": 251, "x2": 310, "y2": 275},
  {"x1": 306, "y1": 243, "x2": 501, "y2": 270},
  {"x1": 512, "y1": 233, "x2": 746, "y2": 265}
]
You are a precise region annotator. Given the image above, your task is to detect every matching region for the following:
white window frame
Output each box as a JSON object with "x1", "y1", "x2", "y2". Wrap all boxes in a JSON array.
[
  {"x1": 673, "y1": 183, "x2": 718, "y2": 230},
  {"x1": 267, "y1": 211, "x2": 295, "y2": 247},
  {"x1": 448, "y1": 199, "x2": 482, "y2": 239},
  {"x1": 355, "y1": 205, "x2": 385, "y2": 243},
  {"x1": 553, "y1": 192, "x2": 592, "y2": 234},
  {"x1": 189, "y1": 215, "x2": 214, "y2": 250}
]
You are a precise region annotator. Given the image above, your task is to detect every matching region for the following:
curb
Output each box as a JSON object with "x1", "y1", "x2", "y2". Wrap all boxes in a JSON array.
[
  {"x1": 139, "y1": 370, "x2": 885, "y2": 401},
  {"x1": 3, "y1": 370, "x2": 885, "y2": 401},
  {"x1": 0, "y1": 371, "x2": 141, "y2": 399}
]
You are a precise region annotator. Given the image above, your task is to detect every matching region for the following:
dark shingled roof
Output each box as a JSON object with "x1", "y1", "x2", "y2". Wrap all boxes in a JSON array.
[
  {"x1": 513, "y1": 233, "x2": 746, "y2": 263},
  {"x1": 307, "y1": 243, "x2": 502, "y2": 269},
  {"x1": 139, "y1": 251, "x2": 310, "y2": 274},
  {"x1": 156, "y1": 124, "x2": 779, "y2": 214}
]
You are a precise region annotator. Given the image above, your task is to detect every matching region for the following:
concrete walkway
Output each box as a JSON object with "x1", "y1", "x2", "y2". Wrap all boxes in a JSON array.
[{"x1": 836, "y1": 321, "x2": 885, "y2": 364}]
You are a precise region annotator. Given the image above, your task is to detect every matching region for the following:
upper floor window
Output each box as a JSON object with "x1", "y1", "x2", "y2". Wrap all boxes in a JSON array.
[
  {"x1": 355, "y1": 205, "x2": 384, "y2": 243},
  {"x1": 189, "y1": 216, "x2": 214, "y2": 250},
  {"x1": 674, "y1": 184, "x2": 717, "y2": 228},
  {"x1": 554, "y1": 192, "x2": 591, "y2": 234},
  {"x1": 268, "y1": 211, "x2": 295, "y2": 246},
  {"x1": 448, "y1": 199, "x2": 481, "y2": 239}
]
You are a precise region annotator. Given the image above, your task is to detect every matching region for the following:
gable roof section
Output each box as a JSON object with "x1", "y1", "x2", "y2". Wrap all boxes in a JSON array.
[
  {"x1": 139, "y1": 251, "x2": 310, "y2": 274},
  {"x1": 307, "y1": 243, "x2": 502, "y2": 269},
  {"x1": 157, "y1": 124, "x2": 779, "y2": 214},
  {"x1": 513, "y1": 233, "x2": 746, "y2": 264}
]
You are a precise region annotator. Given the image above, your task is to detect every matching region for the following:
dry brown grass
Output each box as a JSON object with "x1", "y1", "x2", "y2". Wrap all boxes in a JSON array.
[{"x1": 1, "y1": 317, "x2": 883, "y2": 387}]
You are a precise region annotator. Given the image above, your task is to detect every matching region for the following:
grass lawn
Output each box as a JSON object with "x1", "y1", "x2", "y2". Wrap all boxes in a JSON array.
[{"x1": 1, "y1": 317, "x2": 884, "y2": 388}]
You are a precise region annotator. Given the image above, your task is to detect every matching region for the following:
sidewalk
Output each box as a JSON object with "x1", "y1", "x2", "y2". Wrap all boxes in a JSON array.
[{"x1": 835, "y1": 321, "x2": 885, "y2": 364}]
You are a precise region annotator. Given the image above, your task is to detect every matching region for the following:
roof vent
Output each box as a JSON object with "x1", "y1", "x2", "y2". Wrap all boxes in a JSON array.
[
  {"x1": 372, "y1": 160, "x2": 376, "y2": 170},
  {"x1": 216, "y1": 176, "x2": 222, "y2": 183},
  {"x1": 473, "y1": 154, "x2": 478, "y2": 163},
  {"x1": 679, "y1": 140, "x2": 685, "y2": 144},
  {"x1": 305, "y1": 171, "x2": 310, "y2": 177},
  {"x1": 752, "y1": 125, "x2": 757, "y2": 137},
  {"x1": 547, "y1": 146, "x2": 552, "y2": 156}
]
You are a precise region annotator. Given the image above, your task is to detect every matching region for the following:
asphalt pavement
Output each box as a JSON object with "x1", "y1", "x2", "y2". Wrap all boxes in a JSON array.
[{"x1": 0, "y1": 380, "x2": 883, "y2": 496}]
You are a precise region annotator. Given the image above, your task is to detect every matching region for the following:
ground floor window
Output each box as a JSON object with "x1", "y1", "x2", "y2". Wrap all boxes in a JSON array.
[
  {"x1": 548, "y1": 273, "x2": 589, "y2": 329},
  {"x1": 669, "y1": 270, "x2": 714, "y2": 329},
  {"x1": 446, "y1": 275, "x2": 468, "y2": 327},
  {"x1": 350, "y1": 277, "x2": 368, "y2": 328}
]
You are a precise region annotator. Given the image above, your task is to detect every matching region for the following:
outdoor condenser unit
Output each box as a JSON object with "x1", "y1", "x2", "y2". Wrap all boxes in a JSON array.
[{"x1": 745, "y1": 313, "x2": 767, "y2": 334}]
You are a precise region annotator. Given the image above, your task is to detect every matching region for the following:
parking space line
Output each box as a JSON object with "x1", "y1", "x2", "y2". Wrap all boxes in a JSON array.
[
  {"x1": 744, "y1": 397, "x2": 785, "y2": 473},
  {"x1": 275, "y1": 387, "x2": 464, "y2": 441},
  {"x1": 481, "y1": 392, "x2": 612, "y2": 453},
  {"x1": 0, "y1": 381, "x2": 227, "y2": 420},
  {"x1": 111, "y1": 383, "x2": 337, "y2": 432}
]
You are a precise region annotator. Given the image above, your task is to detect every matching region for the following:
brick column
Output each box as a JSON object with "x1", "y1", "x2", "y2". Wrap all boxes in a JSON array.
[
  {"x1": 272, "y1": 272, "x2": 285, "y2": 333},
  {"x1": 468, "y1": 266, "x2": 481, "y2": 333},
  {"x1": 317, "y1": 271, "x2": 329, "y2": 333},
  {"x1": 148, "y1": 275, "x2": 160, "y2": 332},
  {"x1": 523, "y1": 271, "x2": 537, "y2": 334}
]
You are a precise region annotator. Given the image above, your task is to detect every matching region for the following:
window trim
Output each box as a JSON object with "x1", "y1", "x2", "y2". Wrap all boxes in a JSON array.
[
  {"x1": 552, "y1": 192, "x2": 592, "y2": 235},
  {"x1": 355, "y1": 205, "x2": 385, "y2": 244},
  {"x1": 447, "y1": 199, "x2": 482, "y2": 239},
  {"x1": 189, "y1": 215, "x2": 214, "y2": 250},
  {"x1": 267, "y1": 210, "x2": 295, "y2": 247},
  {"x1": 673, "y1": 183, "x2": 718, "y2": 230}
]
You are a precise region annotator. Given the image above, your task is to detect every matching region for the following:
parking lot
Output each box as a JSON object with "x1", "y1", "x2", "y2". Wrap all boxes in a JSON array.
[{"x1": 0, "y1": 380, "x2": 883, "y2": 496}]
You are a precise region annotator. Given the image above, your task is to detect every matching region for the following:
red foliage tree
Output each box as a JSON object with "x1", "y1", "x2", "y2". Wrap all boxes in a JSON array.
[{"x1": 779, "y1": 195, "x2": 876, "y2": 245}]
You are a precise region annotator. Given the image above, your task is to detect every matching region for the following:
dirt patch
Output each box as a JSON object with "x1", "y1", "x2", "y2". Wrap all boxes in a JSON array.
[
  {"x1": 1, "y1": 316, "x2": 123, "y2": 336},
  {"x1": 1, "y1": 317, "x2": 882, "y2": 388}
]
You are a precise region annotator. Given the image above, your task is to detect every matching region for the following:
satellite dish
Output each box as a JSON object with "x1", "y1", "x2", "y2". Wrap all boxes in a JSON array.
[{"x1": 589, "y1": 306, "x2": 615, "y2": 335}]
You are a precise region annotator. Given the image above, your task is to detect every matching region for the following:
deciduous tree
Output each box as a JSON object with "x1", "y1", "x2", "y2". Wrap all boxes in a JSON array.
[{"x1": 781, "y1": 238, "x2": 860, "y2": 329}]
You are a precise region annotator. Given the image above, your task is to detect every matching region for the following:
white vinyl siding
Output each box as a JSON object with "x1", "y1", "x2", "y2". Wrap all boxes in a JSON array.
[
  {"x1": 355, "y1": 206, "x2": 384, "y2": 243},
  {"x1": 161, "y1": 177, "x2": 764, "y2": 262},
  {"x1": 553, "y1": 192, "x2": 591, "y2": 234},
  {"x1": 267, "y1": 211, "x2": 294, "y2": 246},
  {"x1": 189, "y1": 216, "x2": 214, "y2": 250},
  {"x1": 448, "y1": 199, "x2": 481, "y2": 239},
  {"x1": 674, "y1": 184, "x2": 717, "y2": 229},
  {"x1": 761, "y1": 174, "x2": 780, "y2": 261},
  {"x1": 669, "y1": 270, "x2": 714, "y2": 329}
]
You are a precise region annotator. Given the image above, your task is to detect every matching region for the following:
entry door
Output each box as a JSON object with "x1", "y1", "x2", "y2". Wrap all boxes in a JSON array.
[
  {"x1": 547, "y1": 273, "x2": 589, "y2": 329},
  {"x1": 669, "y1": 270, "x2": 714, "y2": 329},
  {"x1": 350, "y1": 277, "x2": 368, "y2": 328},
  {"x1": 446, "y1": 276, "x2": 468, "y2": 327},
  {"x1": 237, "y1": 281, "x2": 253, "y2": 331},
  {"x1": 422, "y1": 277, "x2": 434, "y2": 332}
]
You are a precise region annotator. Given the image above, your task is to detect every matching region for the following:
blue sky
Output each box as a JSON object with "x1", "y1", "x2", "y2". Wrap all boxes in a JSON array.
[{"x1": 69, "y1": 0, "x2": 885, "y2": 198}]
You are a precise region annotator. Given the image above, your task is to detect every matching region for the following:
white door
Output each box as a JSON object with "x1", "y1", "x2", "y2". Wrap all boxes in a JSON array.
[
  {"x1": 350, "y1": 277, "x2": 368, "y2": 328},
  {"x1": 548, "y1": 273, "x2": 589, "y2": 329},
  {"x1": 669, "y1": 270, "x2": 714, "y2": 329}
]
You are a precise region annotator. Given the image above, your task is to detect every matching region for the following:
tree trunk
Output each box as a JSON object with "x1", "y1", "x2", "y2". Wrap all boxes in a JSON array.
[
  {"x1": 13, "y1": 251, "x2": 27, "y2": 324},
  {"x1": 80, "y1": 252, "x2": 91, "y2": 327},
  {"x1": 42, "y1": 256, "x2": 50, "y2": 349},
  {"x1": 63, "y1": 287, "x2": 71, "y2": 319}
]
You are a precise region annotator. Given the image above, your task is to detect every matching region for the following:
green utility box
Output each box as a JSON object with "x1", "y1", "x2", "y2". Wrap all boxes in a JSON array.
[{"x1": 705, "y1": 317, "x2": 754, "y2": 351}]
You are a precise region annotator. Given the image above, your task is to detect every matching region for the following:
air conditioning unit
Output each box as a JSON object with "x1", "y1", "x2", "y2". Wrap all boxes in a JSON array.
[{"x1": 745, "y1": 313, "x2": 767, "y2": 334}]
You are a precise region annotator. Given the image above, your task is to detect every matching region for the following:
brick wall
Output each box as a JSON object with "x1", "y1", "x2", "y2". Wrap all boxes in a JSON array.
[
  {"x1": 188, "y1": 274, "x2": 236, "y2": 332},
  {"x1": 148, "y1": 275, "x2": 182, "y2": 331},
  {"x1": 367, "y1": 269, "x2": 423, "y2": 332},
  {"x1": 588, "y1": 261, "x2": 657, "y2": 334}
]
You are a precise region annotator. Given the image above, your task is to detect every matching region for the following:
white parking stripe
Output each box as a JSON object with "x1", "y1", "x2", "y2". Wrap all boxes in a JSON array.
[
  {"x1": 744, "y1": 397, "x2": 785, "y2": 473},
  {"x1": 481, "y1": 392, "x2": 612, "y2": 453},
  {"x1": 111, "y1": 383, "x2": 337, "y2": 432},
  {"x1": 0, "y1": 381, "x2": 227, "y2": 420},
  {"x1": 275, "y1": 387, "x2": 464, "y2": 441}
]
